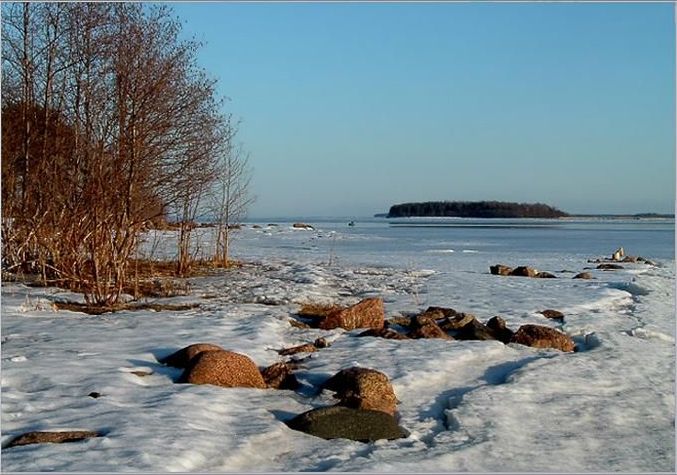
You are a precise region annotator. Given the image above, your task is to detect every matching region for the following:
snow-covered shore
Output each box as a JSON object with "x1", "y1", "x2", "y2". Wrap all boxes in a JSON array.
[{"x1": 1, "y1": 222, "x2": 674, "y2": 472}]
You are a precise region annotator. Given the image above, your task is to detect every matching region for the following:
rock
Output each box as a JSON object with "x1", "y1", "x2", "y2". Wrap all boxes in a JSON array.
[
  {"x1": 289, "y1": 319, "x2": 311, "y2": 329},
  {"x1": 622, "y1": 256, "x2": 638, "y2": 263},
  {"x1": 510, "y1": 324, "x2": 575, "y2": 352},
  {"x1": 510, "y1": 266, "x2": 539, "y2": 277},
  {"x1": 386, "y1": 315, "x2": 413, "y2": 328},
  {"x1": 278, "y1": 343, "x2": 318, "y2": 356},
  {"x1": 179, "y1": 350, "x2": 266, "y2": 388},
  {"x1": 438, "y1": 313, "x2": 476, "y2": 331},
  {"x1": 322, "y1": 367, "x2": 399, "y2": 416},
  {"x1": 88, "y1": 392, "x2": 101, "y2": 399},
  {"x1": 637, "y1": 257, "x2": 657, "y2": 266},
  {"x1": 319, "y1": 298, "x2": 385, "y2": 331},
  {"x1": 313, "y1": 337, "x2": 330, "y2": 348},
  {"x1": 292, "y1": 222, "x2": 314, "y2": 230},
  {"x1": 490, "y1": 264, "x2": 513, "y2": 276},
  {"x1": 485, "y1": 316, "x2": 514, "y2": 344},
  {"x1": 536, "y1": 272, "x2": 557, "y2": 279},
  {"x1": 612, "y1": 247, "x2": 625, "y2": 261},
  {"x1": 6, "y1": 430, "x2": 101, "y2": 448},
  {"x1": 407, "y1": 316, "x2": 452, "y2": 340},
  {"x1": 597, "y1": 263, "x2": 624, "y2": 270},
  {"x1": 286, "y1": 406, "x2": 405, "y2": 442},
  {"x1": 130, "y1": 370, "x2": 153, "y2": 377},
  {"x1": 573, "y1": 272, "x2": 593, "y2": 280},
  {"x1": 260, "y1": 362, "x2": 300, "y2": 390},
  {"x1": 539, "y1": 309, "x2": 564, "y2": 321},
  {"x1": 358, "y1": 327, "x2": 410, "y2": 340},
  {"x1": 252, "y1": 224, "x2": 262, "y2": 229},
  {"x1": 423, "y1": 306, "x2": 460, "y2": 318},
  {"x1": 453, "y1": 317, "x2": 496, "y2": 341},
  {"x1": 160, "y1": 343, "x2": 225, "y2": 368}
]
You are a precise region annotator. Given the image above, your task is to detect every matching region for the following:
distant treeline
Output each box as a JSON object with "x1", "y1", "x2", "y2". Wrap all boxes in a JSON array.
[{"x1": 386, "y1": 201, "x2": 569, "y2": 218}]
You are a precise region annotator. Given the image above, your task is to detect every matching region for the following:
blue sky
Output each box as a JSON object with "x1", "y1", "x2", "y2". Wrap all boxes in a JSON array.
[{"x1": 172, "y1": 2, "x2": 675, "y2": 218}]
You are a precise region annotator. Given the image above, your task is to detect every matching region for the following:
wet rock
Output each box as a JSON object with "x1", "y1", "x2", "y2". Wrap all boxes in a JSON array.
[
  {"x1": 573, "y1": 272, "x2": 593, "y2": 280},
  {"x1": 510, "y1": 324, "x2": 575, "y2": 352},
  {"x1": 637, "y1": 257, "x2": 657, "y2": 266},
  {"x1": 261, "y1": 362, "x2": 300, "y2": 390},
  {"x1": 286, "y1": 406, "x2": 406, "y2": 442},
  {"x1": 322, "y1": 367, "x2": 399, "y2": 416},
  {"x1": 179, "y1": 350, "x2": 266, "y2": 388},
  {"x1": 87, "y1": 392, "x2": 101, "y2": 399},
  {"x1": 485, "y1": 316, "x2": 514, "y2": 344},
  {"x1": 130, "y1": 370, "x2": 153, "y2": 377},
  {"x1": 597, "y1": 263, "x2": 624, "y2": 270},
  {"x1": 622, "y1": 256, "x2": 638, "y2": 263},
  {"x1": 319, "y1": 298, "x2": 385, "y2": 331},
  {"x1": 536, "y1": 272, "x2": 557, "y2": 279},
  {"x1": 358, "y1": 327, "x2": 410, "y2": 340},
  {"x1": 539, "y1": 309, "x2": 564, "y2": 321},
  {"x1": 407, "y1": 316, "x2": 452, "y2": 340},
  {"x1": 6, "y1": 430, "x2": 101, "y2": 448},
  {"x1": 313, "y1": 337, "x2": 330, "y2": 348},
  {"x1": 160, "y1": 343, "x2": 225, "y2": 368},
  {"x1": 490, "y1": 264, "x2": 513, "y2": 276}
]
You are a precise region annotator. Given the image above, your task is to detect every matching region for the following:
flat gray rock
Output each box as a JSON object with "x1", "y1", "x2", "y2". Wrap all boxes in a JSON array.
[{"x1": 286, "y1": 406, "x2": 406, "y2": 442}]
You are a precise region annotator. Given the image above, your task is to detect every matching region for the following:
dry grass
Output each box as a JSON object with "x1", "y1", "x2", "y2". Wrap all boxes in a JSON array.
[{"x1": 54, "y1": 300, "x2": 201, "y2": 315}]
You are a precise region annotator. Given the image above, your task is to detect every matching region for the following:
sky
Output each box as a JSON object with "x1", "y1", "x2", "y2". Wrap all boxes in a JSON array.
[{"x1": 171, "y1": 2, "x2": 675, "y2": 218}]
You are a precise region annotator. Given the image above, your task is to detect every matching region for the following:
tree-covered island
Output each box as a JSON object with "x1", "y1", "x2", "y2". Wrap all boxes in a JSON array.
[{"x1": 386, "y1": 201, "x2": 569, "y2": 218}]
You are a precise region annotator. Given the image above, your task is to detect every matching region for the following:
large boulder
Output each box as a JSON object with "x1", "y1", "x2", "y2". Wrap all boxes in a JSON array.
[
  {"x1": 160, "y1": 343, "x2": 225, "y2": 368},
  {"x1": 407, "y1": 316, "x2": 452, "y2": 340},
  {"x1": 485, "y1": 316, "x2": 514, "y2": 344},
  {"x1": 510, "y1": 266, "x2": 539, "y2": 277},
  {"x1": 510, "y1": 324, "x2": 575, "y2": 352},
  {"x1": 319, "y1": 298, "x2": 385, "y2": 331},
  {"x1": 322, "y1": 367, "x2": 398, "y2": 416},
  {"x1": 179, "y1": 350, "x2": 266, "y2": 388},
  {"x1": 6, "y1": 430, "x2": 101, "y2": 448},
  {"x1": 490, "y1": 265, "x2": 513, "y2": 276},
  {"x1": 286, "y1": 406, "x2": 405, "y2": 442},
  {"x1": 260, "y1": 362, "x2": 299, "y2": 390}
]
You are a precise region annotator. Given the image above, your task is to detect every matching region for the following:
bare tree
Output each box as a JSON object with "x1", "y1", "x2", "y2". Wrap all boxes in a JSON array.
[
  {"x1": 2, "y1": 3, "x2": 237, "y2": 305},
  {"x1": 209, "y1": 137, "x2": 255, "y2": 267}
]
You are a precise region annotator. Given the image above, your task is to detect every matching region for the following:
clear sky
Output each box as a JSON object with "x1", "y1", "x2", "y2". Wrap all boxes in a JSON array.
[{"x1": 172, "y1": 2, "x2": 675, "y2": 218}]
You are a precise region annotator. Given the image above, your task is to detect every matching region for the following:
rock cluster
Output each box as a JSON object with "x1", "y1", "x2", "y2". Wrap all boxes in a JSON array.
[
  {"x1": 6, "y1": 430, "x2": 101, "y2": 448},
  {"x1": 286, "y1": 366, "x2": 405, "y2": 442},
  {"x1": 490, "y1": 264, "x2": 557, "y2": 279},
  {"x1": 357, "y1": 305, "x2": 575, "y2": 352}
]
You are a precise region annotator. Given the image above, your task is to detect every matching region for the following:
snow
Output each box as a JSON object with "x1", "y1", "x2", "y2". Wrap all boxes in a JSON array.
[{"x1": 1, "y1": 219, "x2": 674, "y2": 472}]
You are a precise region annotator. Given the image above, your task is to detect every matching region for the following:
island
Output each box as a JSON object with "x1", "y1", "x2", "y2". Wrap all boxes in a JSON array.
[{"x1": 383, "y1": 201, "x2": 569, "y2": 219}]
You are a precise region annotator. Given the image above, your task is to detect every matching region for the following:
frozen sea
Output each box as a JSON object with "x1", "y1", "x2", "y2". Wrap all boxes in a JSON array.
[{"x1": 1, "y1": 217, "x2": 674, "y2": 472}]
